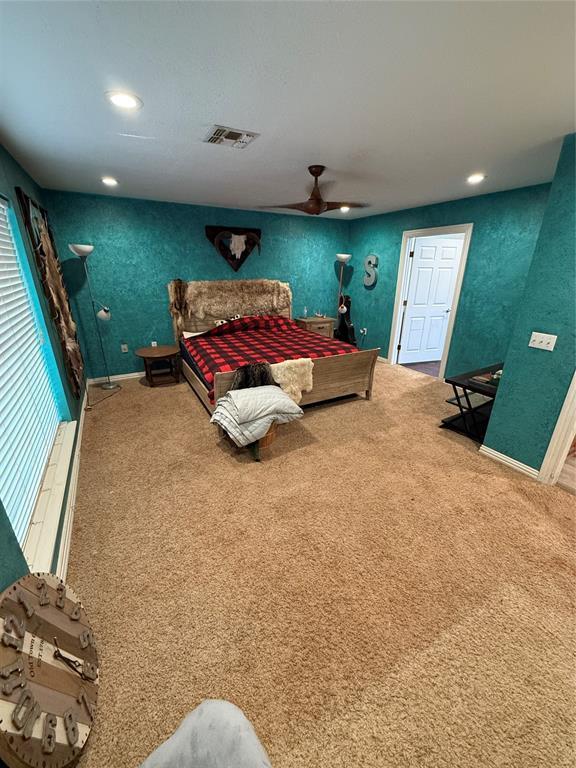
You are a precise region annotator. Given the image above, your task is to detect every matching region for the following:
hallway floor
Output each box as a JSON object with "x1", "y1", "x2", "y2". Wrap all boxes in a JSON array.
[{"x1": 401, "y1": 360, "x2": 441, "y2": 377}]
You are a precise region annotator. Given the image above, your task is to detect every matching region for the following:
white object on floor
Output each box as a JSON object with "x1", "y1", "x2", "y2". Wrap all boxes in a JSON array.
[
  {"x1": 140, "y1": 699, "x2": 271, "y2": 768},
  {"x1": 271, "y1": 357, "x2": 314, "y2": 403},
  {"x1": 211, "y1": 385, "x2": 303, "y2": 446}
]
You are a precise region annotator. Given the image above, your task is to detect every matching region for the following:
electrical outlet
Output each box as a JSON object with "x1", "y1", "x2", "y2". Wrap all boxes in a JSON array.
[
  {"x1": 151, "y1": 340, "x2": 158, "y2": 347},
  {"x1": 120, "y1": 343, "x2": 128, "y2": 353},
  {"x1": 528, "y1": 331, "x2": 557, "y2": 351}
]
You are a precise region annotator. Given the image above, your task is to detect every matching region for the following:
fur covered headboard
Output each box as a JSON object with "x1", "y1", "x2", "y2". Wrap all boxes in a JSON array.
[{"x1": 167, "y1": 279, "x2": 292, "y2": 336}]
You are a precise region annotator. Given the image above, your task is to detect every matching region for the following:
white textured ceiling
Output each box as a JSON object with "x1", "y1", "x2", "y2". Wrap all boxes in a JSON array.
[{"x1": 0, "y1": 1, "x2": 574, "y2": 218}]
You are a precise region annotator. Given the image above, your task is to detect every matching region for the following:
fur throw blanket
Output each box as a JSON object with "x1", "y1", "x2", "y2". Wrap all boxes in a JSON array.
[
  {"x1": 229, "y1": 359, "x2": 314, "y2": 403},
  {"x1": 231, "y1": 362, "x2": 277, "y2": 391},
  {"x1": 168, "y1": 279, "x2": 292, "y2": 326},
  {"x1": 271, "y1": 358, "x2": 314, "y2": 403},
  {"x1": 168, "y1": 279, "x2": 188, "y2": 333}
]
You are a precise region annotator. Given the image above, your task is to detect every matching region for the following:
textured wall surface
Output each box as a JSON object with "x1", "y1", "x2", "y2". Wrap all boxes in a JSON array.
[
  {"x1": 0, "y1": 500, "x2": 29, "y2": 591},
  {"x1": 348, "y1": 184, "x2": 551, "y2": 377},
  {"x1": 485, "y1": 134, "x2": 576, "y2": 469},
  {"x1": 44, "y1": 191, "x2": 350, "y2": 378},
  {"x1": 45, "y1": 184, "x2": 550, "y2": 381}
]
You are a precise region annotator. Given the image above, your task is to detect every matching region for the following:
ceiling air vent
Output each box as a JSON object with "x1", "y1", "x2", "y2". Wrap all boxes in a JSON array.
[{"x1": 204, "y1": 125, "x2": 259, "y2": 149}]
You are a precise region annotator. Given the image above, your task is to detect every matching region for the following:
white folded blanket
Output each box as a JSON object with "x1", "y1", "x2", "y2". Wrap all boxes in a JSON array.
[
  {"x1": 211, "y1": 385, "x2": 303, "y2": 447},
  {"x1": 270, "y1": 358, "x2": 314, "y2": 403}
]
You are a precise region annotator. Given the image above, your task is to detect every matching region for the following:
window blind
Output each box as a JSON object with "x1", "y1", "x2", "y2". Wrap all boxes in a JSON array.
[{"x1": 0, "y1": 198, "x2": 61, "y2": 544}]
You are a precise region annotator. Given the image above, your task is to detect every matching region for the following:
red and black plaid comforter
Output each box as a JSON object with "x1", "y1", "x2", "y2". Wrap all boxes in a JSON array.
[{"x1": 181, "y1": 315, "x2": 357, "y2": 400}]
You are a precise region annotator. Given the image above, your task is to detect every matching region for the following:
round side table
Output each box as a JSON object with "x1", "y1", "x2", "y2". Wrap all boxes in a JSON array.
[{"x1": 135, "y1": 345, "x2": 180, "y2": 387}]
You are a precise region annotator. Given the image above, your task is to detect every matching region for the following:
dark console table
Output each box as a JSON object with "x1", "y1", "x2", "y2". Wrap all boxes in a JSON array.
[{"x1": 440, "y1": 363, "x2": 503, "y2": 442}]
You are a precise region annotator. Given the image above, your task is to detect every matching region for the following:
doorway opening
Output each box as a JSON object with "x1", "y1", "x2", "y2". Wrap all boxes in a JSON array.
[
  {"x1": 388, "y1": 224, "x2": 473, "y2": 379},
  {"x1": 539, "y1": 370, "x2": 576, "y2": 492}
]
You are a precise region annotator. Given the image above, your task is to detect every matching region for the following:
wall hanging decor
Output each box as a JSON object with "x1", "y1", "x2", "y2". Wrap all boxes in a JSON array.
[
  {"x1": 205, "y1": 226, "x2": 261, "y2": 272},
  {"x1": 363, "y1": 252, "x2": 378, "y2": 288},
  {"x1": 16, "y1": 188, "x2": 84, "y2": 397}
]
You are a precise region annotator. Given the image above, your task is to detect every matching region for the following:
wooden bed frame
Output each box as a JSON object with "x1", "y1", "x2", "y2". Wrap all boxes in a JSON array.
[
  {"x1": 171, "y1": 279, "x2": 379, "y2": 414},
  {"x1": 181, "y1": 349, "x2": 379, "y2": 414}
]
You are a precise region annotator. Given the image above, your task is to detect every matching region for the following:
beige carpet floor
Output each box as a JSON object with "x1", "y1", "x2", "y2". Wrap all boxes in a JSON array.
[{"x1": 70, "y1": 363, "x2": 575, "y2": 768}]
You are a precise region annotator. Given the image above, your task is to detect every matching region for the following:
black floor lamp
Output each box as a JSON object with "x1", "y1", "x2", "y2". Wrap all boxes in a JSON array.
[{"x1": 68, "y1": 243, "x2": 120, "y2": 391}]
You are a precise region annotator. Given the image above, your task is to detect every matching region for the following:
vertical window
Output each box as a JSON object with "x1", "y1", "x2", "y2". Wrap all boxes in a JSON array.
[{"x1": 0, "y1": 198, "x2": 62, "y2": 544}]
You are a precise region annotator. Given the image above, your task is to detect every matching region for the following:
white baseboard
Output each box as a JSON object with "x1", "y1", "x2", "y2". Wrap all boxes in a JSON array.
[
  {"x1": 478, "y1": 445, "x2": 539, "y2": 479},
  {"x1": 87, "y1": 371, "x2": 142, "y2": 385},
  {"x1": 377, "y1": 356, "x2": 389, "y2": 364},
  {"x1": 54, "y1": 387, "x2": 88, "y2": 580}
]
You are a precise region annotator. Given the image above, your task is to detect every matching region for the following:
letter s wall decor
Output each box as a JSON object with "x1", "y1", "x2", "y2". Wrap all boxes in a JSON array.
[{"x1": 363, "y1": 253, "x2": 378, "y2": 288}]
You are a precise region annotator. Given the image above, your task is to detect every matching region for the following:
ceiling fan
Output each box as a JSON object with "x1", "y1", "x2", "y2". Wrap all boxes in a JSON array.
[{"x1": 265, "y1": 165, "x2": 367, "y2": 216}]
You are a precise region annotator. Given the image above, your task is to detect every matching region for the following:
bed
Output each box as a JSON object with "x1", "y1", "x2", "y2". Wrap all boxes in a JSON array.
[{"x1": 168, "y1": 279, "x2": 379, "y2": 413}]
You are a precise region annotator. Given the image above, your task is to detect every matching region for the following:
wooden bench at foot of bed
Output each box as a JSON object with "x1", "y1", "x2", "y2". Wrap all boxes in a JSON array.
[{"x1": 181, "y1": 347, "x2": 380, "y2": 414}]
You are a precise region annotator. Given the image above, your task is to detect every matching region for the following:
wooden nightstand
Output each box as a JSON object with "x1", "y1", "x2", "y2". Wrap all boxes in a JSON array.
[
  {"x1": 135, "y1": 345, "x2": 181, "y2": 386},
  {"x1": 295, "y1": 316, "x2": 336, "y2": 338}
]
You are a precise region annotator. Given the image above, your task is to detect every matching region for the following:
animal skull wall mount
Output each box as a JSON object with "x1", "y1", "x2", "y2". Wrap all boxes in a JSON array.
[{"x1": 205, "y1": 226, "x2": 262, "y2": 272}]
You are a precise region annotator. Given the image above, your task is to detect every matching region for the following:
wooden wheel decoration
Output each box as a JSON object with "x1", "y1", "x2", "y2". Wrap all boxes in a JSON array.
[{"x1": 0, "y1": 573, "x2": 98, "y2": 768}]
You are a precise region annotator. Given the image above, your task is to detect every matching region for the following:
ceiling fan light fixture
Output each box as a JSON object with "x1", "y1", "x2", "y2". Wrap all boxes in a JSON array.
[{"x1": 265, "y1": 165, "x2": 366, "y2": 216}]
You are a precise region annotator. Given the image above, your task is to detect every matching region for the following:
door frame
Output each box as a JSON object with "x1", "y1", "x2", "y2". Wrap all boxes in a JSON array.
[
  {"x1": 387, "y1": 223, "x2": 474, "y2": 379},
  {"x1": 538, "y1": 369, "x2": 576, "y2": 485}
]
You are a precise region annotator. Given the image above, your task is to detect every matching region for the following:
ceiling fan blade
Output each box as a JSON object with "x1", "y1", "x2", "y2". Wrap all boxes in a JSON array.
[
  {"x1": 260, "y1": 202, "x2": 310, "y2": 212},
  {"x1": 324, "y1": 201, "x2": 368, "y2": 212}
]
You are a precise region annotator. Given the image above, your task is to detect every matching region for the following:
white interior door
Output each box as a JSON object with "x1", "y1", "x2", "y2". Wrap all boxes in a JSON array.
[{"x1": 398, "y1": 236, "x2": 464, "y2": 364}]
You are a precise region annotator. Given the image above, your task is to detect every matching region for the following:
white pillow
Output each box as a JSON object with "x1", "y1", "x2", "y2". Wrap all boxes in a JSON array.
[{"x1": 182, "y1": 330, "x2": 205, "y2": 339}]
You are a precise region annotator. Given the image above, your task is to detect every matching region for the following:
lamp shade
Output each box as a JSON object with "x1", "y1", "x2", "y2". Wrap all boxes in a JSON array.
[
  {"x1": 96, "y1": 307, "x2": 111, "y2": 321},
  {"x1": 336, "y1": 253, "x2": 352, "y2": 264},
  {"x1": 68, "y1": 243, "x2": 94, "y2": 259}
]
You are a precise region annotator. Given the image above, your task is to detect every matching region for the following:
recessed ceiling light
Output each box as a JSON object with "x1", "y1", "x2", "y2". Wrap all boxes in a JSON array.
[
  {"x1": 340, "y1": 205, "x2": 350, "y2": 213},
  {"x1": 467, "y1": 172, "x2": 486, "y2": 185},
  {"x1": 106, "y1": 91, "x2": 143, "y2": 110},
  {"x1": 101, "y1": 176, "x2": 118, "y2": 187}
]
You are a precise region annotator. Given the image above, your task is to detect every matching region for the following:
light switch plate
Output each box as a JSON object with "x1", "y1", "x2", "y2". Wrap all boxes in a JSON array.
[
  {"x1": 529, "y1": 331, "x2": 557, "y2": 351},
  {"x1": 120, "y1": 343, "x2": 128, "y2": 353}
]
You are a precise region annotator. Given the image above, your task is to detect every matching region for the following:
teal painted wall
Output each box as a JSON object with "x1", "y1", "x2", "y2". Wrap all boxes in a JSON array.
[
  {"x1": 348, "y1": 184, "x2": 551, "y2": 377},
  {"x1": 44, "y1": 191, "x2": 350, "y2": 378},
  {"x1": 485, "y1": 134, "x2": 576, "y2": 469},
  {"x1": 0, "y1": 500, "x2": 29, "y2": 592},
  {"x1": 44, "y1": 185, "x2": 550, "y2": 381}
]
